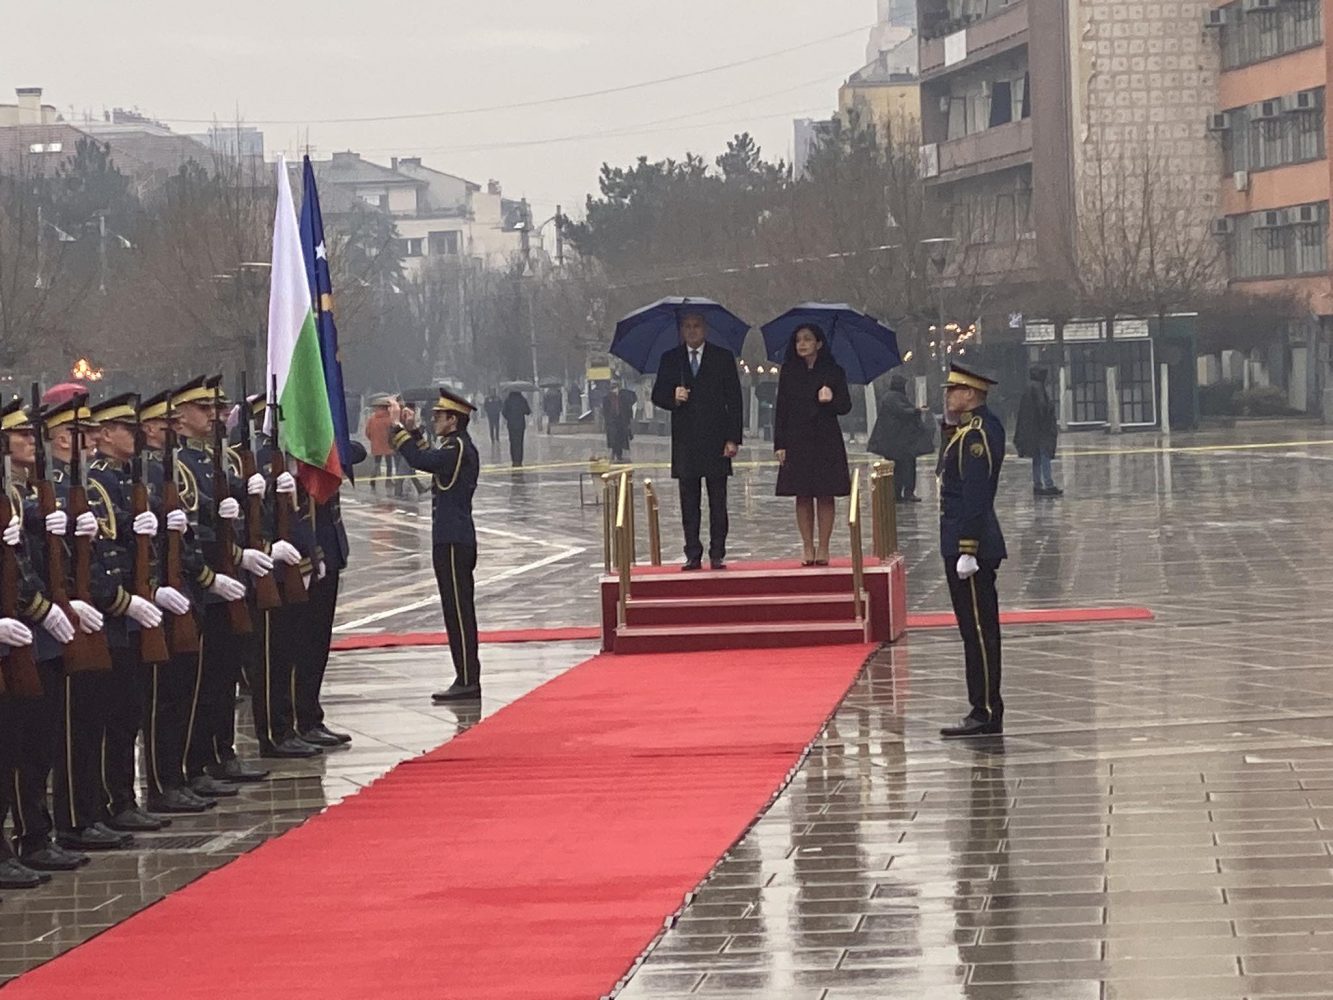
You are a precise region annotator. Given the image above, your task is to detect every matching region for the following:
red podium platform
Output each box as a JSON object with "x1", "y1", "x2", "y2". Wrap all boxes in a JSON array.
[{"x1": 600, "y1": 556, "x2": 908, "y2": 654}]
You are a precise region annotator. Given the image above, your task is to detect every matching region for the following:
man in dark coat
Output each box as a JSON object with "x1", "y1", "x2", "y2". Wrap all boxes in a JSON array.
[
  {"x1": 482, "y1": 391, "x2": 502, "y2": 444},
  {"x1": 650, "y1": 313, "x2": 744, "y2": 570},
  {"x1": 868, "y1": 374, "x2": 931, "y2": 503},
  {"x1": 1014, "y1": 367, "x2": 1062, "y2": 497},
  {"x1": 602, "y1": 381, "x2": 634, "y2": 462},
  {"x1": 500, "y1": 390, "x2": 530, "y2": 467},
  {"x1": 937, "y1": 364, "x2": 1007, "y2": 739}
]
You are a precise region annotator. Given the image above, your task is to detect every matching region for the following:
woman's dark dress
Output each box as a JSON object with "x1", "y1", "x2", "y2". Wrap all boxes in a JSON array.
[{"x1": 773, "y1": 356, "x2": 853, "y2": 498}]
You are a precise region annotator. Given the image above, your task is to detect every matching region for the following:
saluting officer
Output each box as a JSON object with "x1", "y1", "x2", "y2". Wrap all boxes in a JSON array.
[
  {"x1": 936, "y1": 364, "x2": 1008, "y2": 739},
  {"x1": 388, "y1": 390, "x2": 482, "y2": 703}
]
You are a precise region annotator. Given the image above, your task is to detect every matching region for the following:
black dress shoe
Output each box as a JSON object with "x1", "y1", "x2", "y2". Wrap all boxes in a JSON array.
[
  {"x1": 208, "y1": 759, "x2": 270, "y2": 782},
  {"x1": 432, "y1": 683, "x2": 482, "y2": 703},
  {"x1": 298, "y1": 728, "x2": 345, "y2": 748},
  {"x1": 710, "y1": 558, "x2": 726, "y2": 570},
  {"x1": 129, "y1": 806, "x2": 171, "y2": 829},
  {"x1": 57, "y1": 826, "x2": 129, "y2": 851},
  {"x1": 305, "y1": 723, "x2": 351, "y2": 745},
  {"x1": 260, "y1": 737, "x2": 323, "y2": 759},
  {"x1": 20, "y1": 844, "x2": 85, "y2": 871},
  {"x1": 146, "y1": 788, "x2": 210, "y2": 814},
  {"x1": 682, "y1": 559, "x2": 703, "y2": 571},
  {"x1": 191, "y1": 775, "x2": 239, "y2": 798},
  {"x1": 106, "y1": 807, "x2": 165, "y2": 832},
  {"x1": 92, "y1": 823, "x2": 134, "y2": 846},
  {"x1": 940, "y1": 716, "x2": 1004, "y2": 738},
  {"x1": 0, "y1": 858, "x2": 43, "y2": 889},
  {"x1": 904, "y1": 494, "x2": 923, "y2": 503}
]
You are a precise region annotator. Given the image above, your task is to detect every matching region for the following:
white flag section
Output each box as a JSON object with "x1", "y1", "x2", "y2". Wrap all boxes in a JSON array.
[{"x1": 265, "y1": 155, "x2": 340, "y2": 501}]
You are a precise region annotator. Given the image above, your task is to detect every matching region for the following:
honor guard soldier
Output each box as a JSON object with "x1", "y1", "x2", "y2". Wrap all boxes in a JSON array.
[
  {"x1": 937, "y1": 364, "x2": 1007, "y2": 739},
  {"x1": 388, "y1": 390, "x2": 482, "y2": 703}
]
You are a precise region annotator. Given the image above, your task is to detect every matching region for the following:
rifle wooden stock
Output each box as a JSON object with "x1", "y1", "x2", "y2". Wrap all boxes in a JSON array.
[
  {"x1": 161, "y1": 478, "x2": 202, "y2": 651},
  {"x1": 239, "y1": 450, "x2": 281, "y2": 611},
  {"x1": 0, "y1": 495, "x2": 40, "y2": 698},
  {"x1": 39, "y1": 480, "x2": 110, "y2": 673},
  {"x1": 131, "y1": 482, "x2": 170, "y2": 664},
  {"x1": 271, "y1": 453, "x2": 307, "y2": 606}
]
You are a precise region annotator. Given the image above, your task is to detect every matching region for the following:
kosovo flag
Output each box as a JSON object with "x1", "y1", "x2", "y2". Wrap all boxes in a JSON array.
[{"x1": 299, "y1": 155, "x2": 355, "y2": 482}]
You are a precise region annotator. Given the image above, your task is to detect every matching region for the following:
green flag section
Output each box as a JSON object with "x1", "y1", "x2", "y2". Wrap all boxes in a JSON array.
[{"x1": 266, "y1": 155, "x2": 342, "y2": 503}]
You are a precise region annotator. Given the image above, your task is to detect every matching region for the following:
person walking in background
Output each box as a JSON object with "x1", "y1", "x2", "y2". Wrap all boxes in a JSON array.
[
  {"x1": 650, "y1": 312, "x2": 744, "y2": 571},
  {"x1": 501, "y1": 389, "x2": 531, "y2": 467},
  {"x1": 567, "y1": 382, "x2": 582, "y2": 416},
  {"x1": 603, "y1": 380, "x2": 634, "y2": 462},
  {"x1": 1015, "y1": 367, "x2": 1062, "y2": 497},
  {"x1": 868, "y1": 374, "x2": 932, "y2": 503},
  {"x1": 364, "y1": 395, "x2": 394, "y2": 493},
  {"x1": 483, "y1": 391, "x2": 502, "y2": 444},
  {"x1": 542, "y1": 387, "x2": 563, "y2": 435},
  {"x1": 773, "y1": 324, "x2": 852, "y2": 566}
]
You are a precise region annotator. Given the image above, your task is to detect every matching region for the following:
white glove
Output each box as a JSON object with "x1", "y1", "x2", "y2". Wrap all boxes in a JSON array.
[
  {"x1": 132, "y1": 511, "x2": 159, "y2": 536},
  {"x1": 218, "y1": 497, "x2": 241, "y2": 520},
  {"x1": 68, "y1": 599, "x2": 104, "y2": 634},
  {"x1": 42, "y1": 605, "x2": 74, "y2": 644},
  {"x1": 270, "y1": 540, "x2": 301, "y2": 566},
  {"x1": 240, "y1": 548, "x2": 273, "y2": 577},
  {"x1": 167, "y1": 509, "x2": 189, "y2": 533},
  {"x1": 247, "y1": 474, "x2": 266, "y2": 496},
  {"x1": 275, "y1": 471, "x2": 297, "y2": 495},
  {"x1": 317, "y1": 560, "x2": 327, "y2": 581},
  {"x1": 0, "y1": 617, "x2": 33, "y2": 647},
  {"x1": 153, "y1": 586, "x2": 191, "y2": 616},
  {"x1": 3, "y1": 520, "x2": 20, "y2": 547},
  {"x1": 303, "y1": 570, "x2": 313, "y2": 591},
  {"x1": 125, "y1": 595, "x2": 163, "y2": 629},
  {"x1": 956, "y1": 554, "x2": 980, "y2": 580},
  {"x1": 208, "y1": 573, "x2": 246, "y2": 601},
  {"x1": 45, "y1": 510, "x2": 68, "y2": 536},
  {"x1": 74, "y1": 511, "x2": 98, "y2": 539}
]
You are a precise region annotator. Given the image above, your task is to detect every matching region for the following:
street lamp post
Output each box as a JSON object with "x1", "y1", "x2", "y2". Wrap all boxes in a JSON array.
[{"x1": 921, "y1": 236, "x2": 957, "y2": 383}]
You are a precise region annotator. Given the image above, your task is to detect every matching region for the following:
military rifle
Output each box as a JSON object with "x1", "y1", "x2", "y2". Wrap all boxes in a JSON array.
[
  {"x1": 160, "y1": 402, "x2": 201, "y2": 653},
  {"x1": 269, "y1": 375, "x2": 307, "y2": 606},
  {"x1": 0, "y1": 424, "x2": 38, "y2": 696},
  {"x1": 210, "y1": 381, "x2": 252, "y2": 634},
  {"x1": 130, "y1": 406, "x2": 170, "y2": 664},
  {"x1": 236, "y1": 372, "x2": 280, "y2": 611}
]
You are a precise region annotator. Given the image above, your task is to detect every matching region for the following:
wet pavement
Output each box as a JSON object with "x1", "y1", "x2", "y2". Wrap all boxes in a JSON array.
[{"x1": 7, "y1": 420, "x2": 1333, "y2": 997}]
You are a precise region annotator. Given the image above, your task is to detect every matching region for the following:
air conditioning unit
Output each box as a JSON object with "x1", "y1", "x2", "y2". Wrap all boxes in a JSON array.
[
  {"x1": 1254, "y1": 99, "x2": 1282, "y2": 120},
  {"x1": 1243, "y1": 0, "x2": 1277, "y2": 11},
  {"x1": 1253, "y1": 209, "x2": 1286, "y2": 229},
  {"x1": 979, "y1": 81, "x2": 993, "y2": 97},
  {"x1": 1234, "y1": 170, "x2": 1250, "y2": 191},
  {"x1": 1284, "y1": 88, "x2": 1324, "y2": 112},
  {"x1": 1205, "y1": 7, "x2": 1228, "y2": 27},
  {"x1": 1207, "y1": 111, "x2": 1232, "y2": 131},
  {"x1": 1211, "y1": 218, "x2": 1235, "y2": 235},
  {"x1": 939, "y1": 95, "x2": 951, "y2": 113},
  {"x1": 1292, "y1": 204, "x2": 1320, "y2": 224}
]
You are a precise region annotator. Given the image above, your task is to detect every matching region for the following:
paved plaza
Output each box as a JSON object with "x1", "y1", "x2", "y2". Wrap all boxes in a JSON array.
[{"x1": 6, "y1": 421, "x2": 1333, "y2": 998}]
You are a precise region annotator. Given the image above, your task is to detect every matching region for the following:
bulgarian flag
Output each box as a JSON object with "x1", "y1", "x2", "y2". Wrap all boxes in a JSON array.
[{"x1": 266, "y1": 154, "x2": 343, "y2": 503}]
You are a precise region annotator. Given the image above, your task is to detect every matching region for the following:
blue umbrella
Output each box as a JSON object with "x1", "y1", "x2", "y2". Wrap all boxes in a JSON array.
[
  {"x1": 610, "y1": 296, "x2": 751, "y2": 374},
  {"x1": 760, "y1": 303, "x2": 901, "y2": 385}
]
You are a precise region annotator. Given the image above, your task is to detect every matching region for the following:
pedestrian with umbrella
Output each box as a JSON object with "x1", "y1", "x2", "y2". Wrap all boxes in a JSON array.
[
  {"x1": 615, "y1": 297, "x2": 747, "y2": 570},
  {"x1": 501, "y1": 387, "x2": 531, "y2": 467},
  {"x1": 762, "y1": 304, "x2": 902, "y2": 563}
]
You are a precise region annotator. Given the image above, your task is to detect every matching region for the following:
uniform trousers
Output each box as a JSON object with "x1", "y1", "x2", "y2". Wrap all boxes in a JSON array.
[
  {"x1": 186, "y1": 602, "x2": 244, "y2": 778},
  {"x1": 58, "y1": 663, "x2": 118, "y2": 831},
  {"x1": 100, "y1": 645, "x2": 148, "y2": 816},
  {"x1": 251, "y1": 606, "x2": 301, "y2": 750},
  {"x1": 432, "y1": 544, "x2": 480, "y2": 687},
  {"x1": 0, "y1": 696, "x2": 22, "y2": 857},
  {"x1": 10, "y1": 659, "x2": 62, "y2": 851},
  {"x1": 144, "y1": 650, "x2": 197, "y2": 796},
  {"x1": 679, "y1": 475, "x2": 729, "y2": 562},
  {"x1": 944, "y1": 558, "x2": 1004, "y2": 723},
  {"x1": 294, "y1": 568, "x2": 340, "y2": 732}
]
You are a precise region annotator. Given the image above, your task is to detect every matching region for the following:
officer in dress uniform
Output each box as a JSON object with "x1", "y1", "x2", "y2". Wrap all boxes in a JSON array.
[
  {"x1": 388, "y1": 390, "x2": 482, "y2": 703},
  {"x1": 936, "y1": 364, "x2": 1008, "y2": 739}
]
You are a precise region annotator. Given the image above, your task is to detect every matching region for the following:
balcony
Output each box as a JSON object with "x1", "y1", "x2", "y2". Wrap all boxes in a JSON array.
[
  {"x1": 921, "y1": 1, "x2": 1029, "y2": 79},
  {"x1": 921, "y1": 119, "x2": 1033, "y2": 184}
]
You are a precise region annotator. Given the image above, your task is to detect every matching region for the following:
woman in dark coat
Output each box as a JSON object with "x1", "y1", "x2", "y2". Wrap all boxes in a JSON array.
[{"x1": 773, "y1": 324, "x2": 853, "y2": 565}]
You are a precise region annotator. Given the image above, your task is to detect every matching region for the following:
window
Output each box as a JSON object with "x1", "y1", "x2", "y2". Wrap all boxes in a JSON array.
[
  {"x1": 1221, "y1": 0, "x2": 1322, "y2": 70},
  {"x1": 429, "y1": 230, "x2": 461, "y2": 256},
  {"x1": 402, "y1": 237, "x2": 424, "y2": 258},
  {"x1": 1069, "y1": 351, "x2": 1108, "y2": 424},
  {"x1": 1229, "y1": 201, "x2": 1328, "y2": 279},
  {"x1": 989, "y1": 81, "x2": 1013, "y2": 127},
  {"x1": 1117, "y1": 342, "x2": 1156, "y2": 426},
  {"x1": 1222, "y1": 95, "x2": 1325, "y2": 173}
]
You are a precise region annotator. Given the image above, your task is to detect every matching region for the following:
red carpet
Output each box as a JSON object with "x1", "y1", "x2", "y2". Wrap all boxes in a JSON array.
[
  {"x1": 329, "y1": 606, "x2": 1154, "y2": 652},
  {"x1": 6, "y1": 644, "x2": 875, "y2": 1000}
]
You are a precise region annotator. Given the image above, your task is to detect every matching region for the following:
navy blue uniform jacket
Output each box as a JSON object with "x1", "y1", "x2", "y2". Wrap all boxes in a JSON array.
[{"x1": 937, "y1": 405, "x2": 1007, "y2": 563}]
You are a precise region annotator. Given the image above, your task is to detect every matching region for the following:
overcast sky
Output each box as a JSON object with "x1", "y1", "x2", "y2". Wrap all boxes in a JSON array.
[{"x1": 2, "y1": 0, "x2": 874, "y2": 217}]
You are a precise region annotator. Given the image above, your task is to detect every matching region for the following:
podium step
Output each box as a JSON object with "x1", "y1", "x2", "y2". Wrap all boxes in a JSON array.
[
  {"x1": 613, "y1": 620, "x2": 868, "y2": 655},
  {"x1": 621, "y1": 565, "x2": 859, "y2": 599},
  {"x1": 625, "y1": 592, "x2": 862, "y2": 627}
]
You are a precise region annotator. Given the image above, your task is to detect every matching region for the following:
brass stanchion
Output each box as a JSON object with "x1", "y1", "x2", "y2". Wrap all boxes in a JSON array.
[{"x1": 644, "y1": 479, "x2": 663, "y2": 567}]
